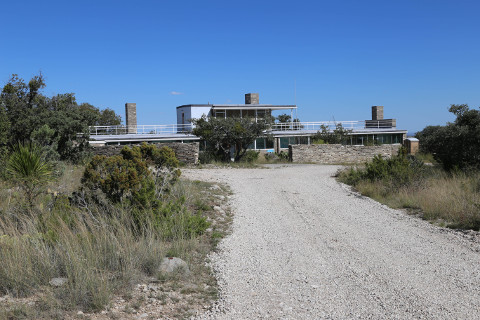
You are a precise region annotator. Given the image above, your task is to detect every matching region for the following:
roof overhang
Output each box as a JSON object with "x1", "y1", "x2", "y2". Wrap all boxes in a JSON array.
[
  {"x1": 89, "y1": 133, "x2": 200, "y2": 144},
  {"x1": 268, "y1": 129, "x2": 408, "y2": 137},
  {"x1": 211, "y1": 104, "x2": 296, "y2": 111}
]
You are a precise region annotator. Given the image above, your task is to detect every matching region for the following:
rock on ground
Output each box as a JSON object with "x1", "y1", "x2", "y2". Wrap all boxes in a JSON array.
[
  {"x1": 183, "y1": 164, "x2": 480, "y2": 320},
  {"x1": 159, "y1": 257, "x2": 190, "y2": 274}
]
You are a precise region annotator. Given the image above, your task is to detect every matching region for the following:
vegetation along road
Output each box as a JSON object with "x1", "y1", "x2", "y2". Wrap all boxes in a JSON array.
[{"x1": 184, "y1": 164, "x2": 480, "y2": 319}]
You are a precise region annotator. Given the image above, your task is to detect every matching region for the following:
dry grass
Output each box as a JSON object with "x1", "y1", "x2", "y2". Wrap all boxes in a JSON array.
[
  {"x1": 0, "y1": 164, "x2": 232, "y2": 318},
  {"x1": 351, "y1": 170, "x2": 480, "y2": 230}
]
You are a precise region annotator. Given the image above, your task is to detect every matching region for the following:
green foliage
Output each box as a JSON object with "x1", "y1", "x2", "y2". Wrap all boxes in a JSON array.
[
  {"x1": 312, "y1": 123, "x2": 352, "y2": 144},
  {"x1": 153, "y1": 198, "x2": 210, "y2": 240},
  {"x1": 339, "y1": 148, "x2": 426, "y2": 189},
  {"x1": 0, "y1": 153, "x2": 223, "y2": 316},
  {"x1": 241, "y1": 150, "x2": 260, "y2": 163},
  {"x1": 6, "y1": 142, "x2": 53, "y2": 209},
  {"x1": 416, "y1": 104, "x2": 480, "y2": 170},
  {"x1": 198, "y1": 151, "x2": 222, "y2": 164},
  {"x1": 79, "y1": 103, "x2": 122, "y2": 126},
  {"x1": 121, "y1": 142, "x2": 179, "y2": 169},
  {"x1": 192, "y1": 115, "x2": 268, "y2": 162},
  {"x1": 277, "y1": 113, "x2": 291, "y2": 123},
  {"x1": 82, "y1": 154, "x2": 155, "y2": 207},
  {"x1": 0, "y1": 73, "x2": 122, "y2": 163},
  {"x1": 278, "y1": 150, "x2": 289, "y2": 161},
  {"x1": 81, "y1": 144, "x2": 180, "y2": 208},
  {"x1": 0, "y1": 103, "x2": 10, "y2": 158}
]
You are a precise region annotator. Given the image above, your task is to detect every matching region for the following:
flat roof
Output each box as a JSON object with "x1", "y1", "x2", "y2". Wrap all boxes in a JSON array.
[
  {"x1": 90, "y1": 133, "x2": 199, "y2": 143},
  {"x1": 176, "y1": 104, "x2": 297, "y2": 110},
  {"x1": 270, "y1": 129, "x2": 407, "y2": 137},
  {"x1": 212, "y1": 104, "x2": 296, "y2": 110},
  {"x1": 176, "y1": 104, "x2": 212, "y2": 109},
  {"x1": 89, "y1": 128, "x2": 407, "y2": 143}
]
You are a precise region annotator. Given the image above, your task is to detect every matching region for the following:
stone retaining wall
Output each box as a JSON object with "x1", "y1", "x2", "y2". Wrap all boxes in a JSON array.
[
  {"x1": 91, "y1": 142, "x2": 199, "y2": 165},
  {"x1": 289, "y1": 144, "x2": 402, "y2": 164}
]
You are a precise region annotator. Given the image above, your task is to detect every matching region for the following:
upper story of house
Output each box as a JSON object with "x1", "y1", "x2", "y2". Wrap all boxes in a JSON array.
[
  {"x1": 176, "y1": 93, "x2": 297, "y2": 126},
  {"x1": 88, "y1": 93, "x2": 406, "y2": 147}
]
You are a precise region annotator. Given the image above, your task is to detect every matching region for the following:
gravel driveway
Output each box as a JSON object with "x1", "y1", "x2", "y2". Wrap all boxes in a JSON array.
[{"x1": 184, "y1": 164, "x2": 480, "y2": 319}]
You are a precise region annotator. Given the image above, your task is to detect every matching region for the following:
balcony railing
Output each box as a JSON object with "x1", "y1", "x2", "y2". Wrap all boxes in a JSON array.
[
  {"x1": 88, "y1": 120, "x2": 396, "y2": 136},
  {"x1": 88, "y1": 124, "x2": 194, "y2": 135},
  {"x1": 271, "y1": 120, "x2": 396, "y2": 131}
]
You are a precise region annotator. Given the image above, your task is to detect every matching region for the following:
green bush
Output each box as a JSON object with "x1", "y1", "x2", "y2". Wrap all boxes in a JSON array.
[
  {"x1": 120, "y1": 142, "x2": 179, "y2": 169},
  {"x1": 312, "y1": 123, "x2": 352, "y2": 145},
  {"x1": 241, "y1": 150, "x2": 260, "y2": 163},
  {"x1": 81, "y1": 144, "x2": 180, "y2": 208},
  {"x1": 198, "y1": 151, "x2": 219, "y2": 164},
  {"x1": 278, "y1": 150, "x2": 289, "y2": 161},
  {"x1": 6, "y1": 142, "x2": 53, "y2": 209},
  {"x1": 81, "y1": 154, "x2": 155, "y2": 208},
  {"x1": 339, "y1": 148, "x2": 426, "y2": 190},
  {"x1": 416, "y1": 104, "x2": 480, "y2": 170}
]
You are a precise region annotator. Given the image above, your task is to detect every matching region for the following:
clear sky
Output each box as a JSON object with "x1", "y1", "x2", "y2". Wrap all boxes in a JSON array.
[{"x1": 1, "y1": 0, "x2": 479, "y2": 133}]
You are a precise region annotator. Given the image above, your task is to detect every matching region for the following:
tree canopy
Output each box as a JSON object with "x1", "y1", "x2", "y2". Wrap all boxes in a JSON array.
[
  {"x1": 312, "y1": 123, "x2": 352, "y2": 144},
  {"x1": 192, "y1": 115, "x2": 268, "y2": 162},
  {"x1": 0, "y1": 73, "x2": 122, "y2": 162},
  {"x1": 416, "y1": 104, "x2": 480, "y2": 170}
]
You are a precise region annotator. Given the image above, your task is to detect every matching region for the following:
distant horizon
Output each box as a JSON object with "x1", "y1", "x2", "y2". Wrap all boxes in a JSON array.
[{"x1": 1, "y1": 1, "x2": 477, "y2": 134}]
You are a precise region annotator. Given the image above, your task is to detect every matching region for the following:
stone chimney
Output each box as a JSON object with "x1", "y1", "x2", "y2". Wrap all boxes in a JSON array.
[
  {"x1": 125, "y1": 103, "x2": 137, "y2": 134},
  {"x1": 245, "y1": 93, "x2": 259, "y2": 105},
  {"x1": 372, "y1": 106, "x2": 384, "y2": 120}
]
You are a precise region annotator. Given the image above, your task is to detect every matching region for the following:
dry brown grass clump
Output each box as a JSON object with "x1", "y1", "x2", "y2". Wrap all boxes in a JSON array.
[
  {"x1": 345, "y1": 169, "x2": 480, "y2": 230},
  {"x1": 0, "y1": 162, "x2": 232, "y2": 319}
]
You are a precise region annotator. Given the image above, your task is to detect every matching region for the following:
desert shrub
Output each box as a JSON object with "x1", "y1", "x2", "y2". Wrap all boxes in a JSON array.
[
  {"x1": 121, "y1": 143, "x2": 181, "y2": 197},
  {"x1": 198, "y1": 151, "x2": 220, "y2": 164},
  {"x1": 278, "y1": 150, "x2": 289, "y2": 161},
  {"x1": 339, "y1": 150, "x2": 480, "y2": 230},
  {"x1": 341, "y1": 148, "x2": 426, "y2": 190},
  {"x1": 81, "y1": 154, "x2": 156, "y2": 208},
  {"x1": 241, "y1": 150, "x2": 260, "y2": 163},
  {"x1": 6, "y1": 142, "x2": 53, "y2": 209},
  {"x1": 120, "y1": 142, "x2": 179, "y2": 169},
  {"x1": 81, "y1": 144, "x2": 180, "y2": 209}
]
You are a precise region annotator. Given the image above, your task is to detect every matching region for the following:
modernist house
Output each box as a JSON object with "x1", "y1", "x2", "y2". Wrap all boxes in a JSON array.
[
  {"x1": 176, "y1": 93, "x2": 296, "y2": 127},
  {"x1": 88, "y1": 93, "x2": 407, "y2": 151}
]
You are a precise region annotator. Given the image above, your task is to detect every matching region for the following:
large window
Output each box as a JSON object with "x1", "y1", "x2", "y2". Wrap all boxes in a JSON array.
[
  {"x1": 349, "y1": 133, "x2": 403, "y2": 145},
  {"x1": 279, "y1": 136, "x2": 309, "y2": 148}
]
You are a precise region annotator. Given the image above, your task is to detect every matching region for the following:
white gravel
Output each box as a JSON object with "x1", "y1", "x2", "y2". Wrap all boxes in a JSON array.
[{"x1": 184, "y1": 164, "x2": 480, "y2": 319}]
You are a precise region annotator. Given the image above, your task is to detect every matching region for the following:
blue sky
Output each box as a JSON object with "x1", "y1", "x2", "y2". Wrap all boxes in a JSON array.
[{"x1": 1, "y1": 0, "x2": 479, "y2": 133}]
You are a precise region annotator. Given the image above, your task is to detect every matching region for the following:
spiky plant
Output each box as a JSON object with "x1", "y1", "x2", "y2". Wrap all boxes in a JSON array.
[{"x1": 7, "y1": 142, "x2": 53, "y2": 210}]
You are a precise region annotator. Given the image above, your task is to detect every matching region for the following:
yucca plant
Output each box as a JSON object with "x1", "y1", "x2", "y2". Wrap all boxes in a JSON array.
[{"x1": 6, "y1": 142, "x2": 53, "y2": 210}]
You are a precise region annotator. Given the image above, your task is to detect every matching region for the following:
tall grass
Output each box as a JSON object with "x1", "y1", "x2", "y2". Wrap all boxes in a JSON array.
[
  {"x1": 0, "y1": 204, "x2": 167, "y2": 312},
  {"x1": 0, "y1": 168, "x2": 217, "y2": 315},
  {"x1": 339, "y1": 154, "x2": 480, "y2": 230}
]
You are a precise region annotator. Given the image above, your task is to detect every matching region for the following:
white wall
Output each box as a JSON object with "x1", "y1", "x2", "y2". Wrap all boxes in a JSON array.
[{"x1": 176, "y1": 106, "x2": 212, "y2": 126}]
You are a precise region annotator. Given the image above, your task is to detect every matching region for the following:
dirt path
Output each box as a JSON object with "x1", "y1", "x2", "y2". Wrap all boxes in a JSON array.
[{"x1": 184, "y1": 164, "x2": 480, "y2": 319}]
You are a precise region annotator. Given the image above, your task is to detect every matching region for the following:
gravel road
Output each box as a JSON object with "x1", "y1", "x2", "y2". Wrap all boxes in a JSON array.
[{"x1": 184, "y1": 164, "x2": 480, "y2": 319}]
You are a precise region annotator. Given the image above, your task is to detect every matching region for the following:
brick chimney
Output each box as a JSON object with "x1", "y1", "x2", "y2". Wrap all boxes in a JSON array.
[{"x1": 245, "y1": 93, "x2": 259, "y2": 104}]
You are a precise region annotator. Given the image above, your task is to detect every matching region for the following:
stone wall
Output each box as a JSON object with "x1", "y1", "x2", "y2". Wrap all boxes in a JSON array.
[
  {"x1": 289, "y1": 144, "x2": 402, "y2": 164},
  {"x1": 91, "y1": 142, "x2": 199, "y2": 165}
]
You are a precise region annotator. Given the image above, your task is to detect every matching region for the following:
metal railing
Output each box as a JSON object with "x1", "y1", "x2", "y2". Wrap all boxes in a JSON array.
[
  {"x1": 88, "y1": 120, "x2": 396, "y2": 136},
  {"x1": 270, "y1": 120, "x2": 396, "y2": 131},
  {"x1": 89, "y1": 124, "x2": 193, "y2": 135}
]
